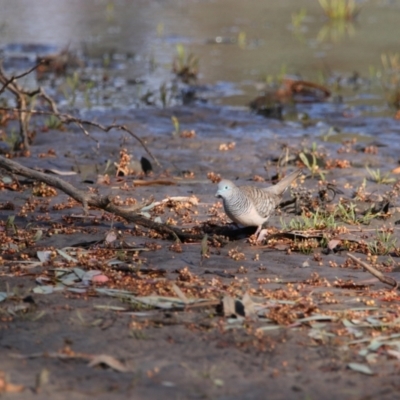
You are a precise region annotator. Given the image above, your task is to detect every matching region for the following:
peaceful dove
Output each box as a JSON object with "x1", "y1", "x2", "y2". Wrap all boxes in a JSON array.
[{"x1": 215, "y1": 169, "x2": 302, "y2": 240}]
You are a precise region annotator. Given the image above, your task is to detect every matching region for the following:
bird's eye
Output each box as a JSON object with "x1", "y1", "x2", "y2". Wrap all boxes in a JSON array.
[{"x1": 224, "y1": 186, "x2": 229, "y2": 190}]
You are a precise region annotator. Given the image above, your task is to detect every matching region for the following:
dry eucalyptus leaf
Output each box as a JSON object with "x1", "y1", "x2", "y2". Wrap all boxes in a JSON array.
[
  {"x1": 242, "y1": 293, "x2": 256, "y2": 317},
  {"x1": 88, "y1": 355, "x2": 130, "y2": 372},
  {"x1": 347, "y1": 363, "x2": 374, "y2": 375}
]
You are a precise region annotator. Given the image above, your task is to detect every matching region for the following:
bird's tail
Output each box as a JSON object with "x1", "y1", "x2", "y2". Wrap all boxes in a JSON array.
[{"x1": 264, "y1": 169, "x2": 302, "y2": 196}]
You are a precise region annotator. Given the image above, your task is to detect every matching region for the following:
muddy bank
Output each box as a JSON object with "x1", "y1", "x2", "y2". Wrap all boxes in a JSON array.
[{"x1": 1, "y1": 99, "x2": 400, "y2": 399}]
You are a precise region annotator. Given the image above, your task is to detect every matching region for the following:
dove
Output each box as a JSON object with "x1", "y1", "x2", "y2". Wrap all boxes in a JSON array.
[{"x1": 215, "y1": 169, "x2": 302, "y2": 240}]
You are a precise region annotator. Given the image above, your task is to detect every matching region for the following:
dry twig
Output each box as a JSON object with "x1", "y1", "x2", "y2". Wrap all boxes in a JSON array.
[
  {"x1": 0, "y1": 107, "x2": 160, "y2": 167},
  {"x1": 0, "y1": 62, "x2": 159, "y2": 167},
  {"x1": 0, "y1": 61, "x2": 47, "y2": 150},
  {"x1": 347, "y1": 253, "x2": 398, "y2": 290}
]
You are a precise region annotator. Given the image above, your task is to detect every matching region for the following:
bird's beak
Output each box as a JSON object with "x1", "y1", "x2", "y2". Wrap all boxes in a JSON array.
[{"x1": 215, "y1": 191, "x2": 221, "y2": 198}]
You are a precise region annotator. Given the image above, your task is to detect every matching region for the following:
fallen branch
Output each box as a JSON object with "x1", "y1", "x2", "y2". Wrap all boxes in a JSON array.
[
  {"x1": 0, "y1": 155, "x2": 202, "y2": 242},
  {"x1": 347, "y1": 253, "x2": 398, "y2": 290},
  {"x1": 10, "y1": 351, "x2": 131, "y2": 372}
]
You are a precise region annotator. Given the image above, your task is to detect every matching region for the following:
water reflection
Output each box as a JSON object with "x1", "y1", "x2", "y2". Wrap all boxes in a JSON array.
[{"x1": 0, "y1": 0, "x2": 399, "y2": 111}]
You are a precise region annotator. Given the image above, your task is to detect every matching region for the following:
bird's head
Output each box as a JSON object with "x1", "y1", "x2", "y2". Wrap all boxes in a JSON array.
[{"x1": 215, "y1": 179, "x2": 235, "y2": 199}]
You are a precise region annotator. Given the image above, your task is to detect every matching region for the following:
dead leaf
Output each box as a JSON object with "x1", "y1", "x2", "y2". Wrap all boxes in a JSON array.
[
  {"x1": 45, "y1": 168, "x2": 77, "y2": 176},
  {"x1": 91, "y1": 275, "x2": 109, "y2": 283},
  {"x1": 392, "y1": 166, "x2": 400, "y2": 174},
  {"x1": 56, "y1": 249, "x2": 78, "y2": 263},
  {"x1": 222, "y1": 296, "x2": 237, "y2": 317},
  {"x1": 387, "y1": 349, "x2": 400, "y2": 360},
  {"x1": 171, "y1": 284, "x2": 189, "y2": 304},
  {"x1": 200, "y1": 234, "x2": 209, "y2": 263},
  {"x1": 241, "y1": 293, "x2": 256, "y2": 317},
  {"x1": 328, "y1": 239, "x2": 341, "y2": 251},
  {"x1": 105, "y1": 230, "x2": 118, "y2": 244},
  {"x1": 35, "y1": 368, "x2": 50, "y2": 393},
  {"x1": 37, "y1": 250, "x2": 51, "y2": 263},
  {"x1": 87, "y1": 355, "x2": 130, "y2": 372},
  {"x1": 222, "y1": 295, "x2": 245, "y2": 318},
  {"x1": 347, "y1": 363, "x2": 374, "y2": 375},
  {"x1": 0, "y1": 371, "x2": 24, "y2": 393},
  {"x1": 274, "y1": 244, "x2": 290, "y2": 251}
]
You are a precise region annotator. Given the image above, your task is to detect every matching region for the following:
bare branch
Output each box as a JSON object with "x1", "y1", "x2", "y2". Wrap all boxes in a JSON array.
[
  {"x1": 0, "y1": 60, "x2": 44, "y2": 95},
  {"x1": 0, "y1": 107, "x2": 161, "y2": 167}
]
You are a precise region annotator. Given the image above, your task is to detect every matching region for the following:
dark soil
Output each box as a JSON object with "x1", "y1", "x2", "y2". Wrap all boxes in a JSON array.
[{"x1": 2, "y1": 104, "x2": 400, "y2": 399}]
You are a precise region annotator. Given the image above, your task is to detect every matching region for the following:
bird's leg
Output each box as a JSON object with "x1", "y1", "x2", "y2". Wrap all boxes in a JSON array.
[
  {"x1": 254, "y1": 225, "x2": 262, "y2": 237},
  {"x1": 254, "y1": 223, "x2": 270, "y2": 242},
  {"x1": 256, "y1": 228, "x2": 269, "y2": 243}
]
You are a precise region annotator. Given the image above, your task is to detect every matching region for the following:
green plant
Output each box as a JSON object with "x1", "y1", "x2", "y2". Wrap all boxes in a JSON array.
[
  {"x1": 172, "y1": 44, "x2": 199, "y2": 83},
  {"x1": 83, "y1": 81, "x2": 95, "y2": 109},
  {"x1": 159, "y1": 83, "x2": 169, "y2": 108},
  {"x1": 367, "y1": 229, "x2": 397, "y2": 256},
  {"x1": 335, "y1": 202, "x2": 357, "y2": 224},
  {"x1": 4, "y1": 128, "x2": 20, "y2": 150},
  {"x1": 291, "y1": 8, "x2": 307, "y2": 29},
  {"x1": 282, "y1": 208, "x2": 336, "y2": 231},
  {"x1": 264, "y1": 64, "x2": 288, "y2": 86},
  {"x1": 366, "y1": 166, "x2": 396, "y2": 184},
  {"x1": 317, "y1": 19, "x2": 356, "y2": 43},
  {"x1": 171, "y1": 115, "x2": 180, "y2": 136},
  {"x1": 5, "y1": 215, "x2": 17, "y2": 235},
  {"x1": 237, "y1": 31, "x2": 247, "y2": 48},
  {"x1": 318, "y1": 0, "x2": 360, "y2": 20},
  {"x1": 299, "y1": 142, "x2": 325, "y2": 180},
  {"x1": 335, "y1": 202, "x2": 379, "y2": 226},
  {"x1": 44, "y1": 115, "x2": 63, "y2": 130},
  {"x1": 65, "y1": 71, "x2": 80, "y2": 106}
]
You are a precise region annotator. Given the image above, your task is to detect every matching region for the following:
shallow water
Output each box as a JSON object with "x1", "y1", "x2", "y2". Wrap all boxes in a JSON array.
[{"x1": 1, "y1": 0, "x2": 400, "y2": 108}]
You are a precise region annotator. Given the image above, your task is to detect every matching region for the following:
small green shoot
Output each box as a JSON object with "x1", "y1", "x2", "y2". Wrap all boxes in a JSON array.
[
  {"x1": 64, "y1": 71, "x2": 80, "y2": 106},
  {"x1": 84, "y1": 81, "x2": 95, "y2": 109},
  {"x1": 4, "y1": 128, "x2": 20, "y2": 150},
  {"x1": 378, "y1": 52, "x2": 400, "y2": 108},
  {"x1": 264, "y1": 64, "x2": 288, "y2": 86},
  {"x1": 317, "y1": 19, "x2": 356, "y2": 44},
  {"x1": 281, "y1": 208, "x2": 336, "y2": 231},
  {"x1": 299, "y1": 143, "x2": 325, "y2": 180},
  {"x1": 44, "y1": 115, "x2": 63, "y2": 130},
  {"x1": 335, "y1": 202, "x2": 378, "y2": 225},
  {"x1": 366, "y1": 166, "x2": 396, "y2": 184},
  {"x1": 237, "y1": 31, "x2": 247, "y2": 49},
  {"x1": 318, "y1": 0, "x2": 360, "y2": 20},
  {"x1": 367, "y1": 229, "x2": 397, "y2": 256},
  {"x1": 5, "y1": 215, "x2": 17, "y2": 235},
  {"x1": 291, "y1": 8, "x2": 307, "y2": 29},
  {"x1": 160, "y1": 83, "x2": 169, "y2": 108},
  {"x1": 156, "y1": 23, "x2": 164, "y2": 37},
  {"x1": 171, "y1": 115, "x2": 180, "y2": 136},
  {"x1": 172, "y1": 44, "x2": 199, "y2": 83}
]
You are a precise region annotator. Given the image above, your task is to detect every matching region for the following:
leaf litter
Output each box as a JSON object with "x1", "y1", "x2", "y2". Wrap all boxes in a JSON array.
[{"x1": 2, "y1": 96, "x2": 400, "y2": 394}]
